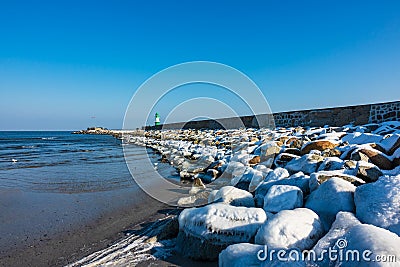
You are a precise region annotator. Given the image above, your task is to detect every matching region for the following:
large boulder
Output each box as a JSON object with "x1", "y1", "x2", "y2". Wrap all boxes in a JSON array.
[
  {"x1": 224, "y1": 161, "x2": 247, "y2": 177},
  {"x1": 379, "y1": 133, "x2": 400, "y2": 155},
  {"x1": 335, "y1": 224, "x2": 400, "y2": 266},
  {"x1": 309, "y1": 170, "x2": 365, "y2": 192},
  {"x1": 354, "y1": 175, "x2": 400, "y2": 235},
  {"x1": 255, "y1": 173, "x2": 310, "y2": 198},
  {"x1": 300, "y1": 140, "x2": 338, "y2": 155},
  {"x1": 255, "y1": 208, "x2": 324, "y2": 250},
  {"x1": 264, "y1": 167, "x2": 290, "y2": 182},
  {"x1": 309, "y1": 212, "x2": 361, "y2": 267},
  {"x1": 231, "y1": 168, "x2": 263, "y2": 190},
  {"x1": 219, "y1": 243, "x2": 264, "y2": 267},
  {"x1": 213, "y1": 186, "x2": 255, "y2": 207},
  {"x1": 263, "y1": 185, "x2": 303, "y2": 213},
  {"x1": 305, "y1": 177, "x2": 356, "y2": 231},
  {"x1": 341, "y1": 132, "x2": 383, "y2": 145},
  {"x1": 285, "y1": 154, "x2": 324, "y2": 175},
  {"x1": 249, "y1": 168, "x2": 271, "y2": 192},
  {"x1": 254, "y1": 141, "x2": 282, "y2": 161},
  {"x1": 317, "y1": 157, "x2": 345, "y2": 171},
  {"x1": 176, "y1": 203, "x2": 267, "y2": 260},
  {"x1": 350, "y1": 146, "x2": 392, "y2": 170}
]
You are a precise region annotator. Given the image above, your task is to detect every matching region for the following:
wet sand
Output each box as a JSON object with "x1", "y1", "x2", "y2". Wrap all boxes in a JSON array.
[{"x1": 0, "y1": 185, "x2": 169, "y2": 266}]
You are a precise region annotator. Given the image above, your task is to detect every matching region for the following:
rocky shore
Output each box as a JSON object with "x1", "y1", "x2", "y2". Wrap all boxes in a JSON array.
[{"x1": 75, "y1": 121, "x2": 400, "y2": 266}]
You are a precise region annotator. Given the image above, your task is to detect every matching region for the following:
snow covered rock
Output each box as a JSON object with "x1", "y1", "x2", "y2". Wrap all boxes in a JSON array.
[
  {"x1": 248, "y1": 168, "x2": 270, "y2": 192},
  {"x1": 335, "y1": 224, "x2": 400, "y2": 266},
  {"x1": 309, "y1": 212, "x2": 361, "y2": 266},
  {"x1": 214, "y1": 186, "x2": 255, "y2": 207},
  {"x1": 255, "y1": 208, "x2": 324, "y2": 250},
  {"x1": 309, "y1": 170, "x2": 365, "y2": 192},
  {"x1": 254, "y1": 141, "x2": 281, "y2": 161},
  {"x1": 317, "y1": 157, "x2": 345, "y2": 171},
  {"x1": 219, "y1": 243, "x2": 264, "y2": 267},
  {"x1": 177, "y1": 189, "x2": 210, "y2": 207},
  {"x1": 219, "y1": 242, "x2": 307, "y2": 267},
  {"x1": 379, "y1": 133, "x2": 400, "y2": 155},
  {"x1": 341, "y1": 132, "x2": 383, "y2": 145},
  {"x1": 176, "y1": 203, "x2": 267, "y2": 260},
  {"x1": 285, "y1": 154, "x2": 324, "y2": 175},
  {"x1": 263, "y1": 185, "x2": 303, "y2": 213},
  {"x1": 231, "y1": 168, "x2": 263, "y2": 189},
  {"x1": 255, "y1": 174, "x2": 310, "y2": 199},
  {"x1": 354, "y1": 175, "x2": 400, "y2": 235},
  {"x1": 274, "y1": 152, "x2": 301, "y2": 167},
  {"x1": 224, "y1": 161, "x2": 247, "y2": 177},
  {"x1": 305, "y1": 177, "x2": 356, "y2": 231},
  {"x1": 264, "y1": 167, "x2": 290, "y2": 182}
]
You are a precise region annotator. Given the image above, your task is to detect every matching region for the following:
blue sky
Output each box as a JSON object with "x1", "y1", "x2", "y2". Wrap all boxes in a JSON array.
[{"x1": 1, "y1": 0, "x2": 399, "y2": 130}]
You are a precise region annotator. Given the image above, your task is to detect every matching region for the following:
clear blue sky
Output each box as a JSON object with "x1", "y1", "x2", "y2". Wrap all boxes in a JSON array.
[{"x1": 1, "y1": 0, "x2": 399, "y2": 130}]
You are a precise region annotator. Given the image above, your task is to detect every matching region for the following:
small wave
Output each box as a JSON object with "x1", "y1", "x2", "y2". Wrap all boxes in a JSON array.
[{"x1": 41, "y1": 137, "x2": 57, "y2": 140}]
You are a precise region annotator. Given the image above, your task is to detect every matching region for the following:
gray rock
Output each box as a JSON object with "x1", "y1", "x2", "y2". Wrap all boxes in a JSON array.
[
  {"x1": 255, "y1": 208, "x2": 324, "y2": 250},
  {"x1": 335, "y1": 224, "x2": 400, "y2": 266},
  {"x1": 305, "y1": 177, "x2": 356, "y2": 231},
  {"x1": 177, "y1": 203, "x2": 267, "y2": 260},
  {"x1": 309, "y1": 212, "x2": 361, "y2": 266},
  {"x1": 263, "y1": 185, "x2": 303, "y2": 213},
  {"x1": 354, "y1": 175, "x2": 400, "y2": 235}
]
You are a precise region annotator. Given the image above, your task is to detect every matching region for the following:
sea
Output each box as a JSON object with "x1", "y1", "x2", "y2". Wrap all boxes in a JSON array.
[
  {"x1": 0, "y1": 131, "x2": 178, "y2": 193},
  {"x1": 0, "y1": 131, "x2": 178, "y2": 256}
]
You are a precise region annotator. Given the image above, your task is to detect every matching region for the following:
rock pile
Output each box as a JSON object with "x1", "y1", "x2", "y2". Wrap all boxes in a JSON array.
[{"x1": 124, "y1": 121, "x2": 400, "y2": 265}]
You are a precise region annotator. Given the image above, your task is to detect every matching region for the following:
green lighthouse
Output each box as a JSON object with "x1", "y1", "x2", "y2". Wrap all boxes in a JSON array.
[{"x1": 155, "y1": 112, "x2": 160, "y2": 126}]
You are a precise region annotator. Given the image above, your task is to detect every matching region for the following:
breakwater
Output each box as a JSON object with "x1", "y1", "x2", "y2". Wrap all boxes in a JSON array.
[{"x1": 146, "y1": 100, "x2": 400, "y2": 130}]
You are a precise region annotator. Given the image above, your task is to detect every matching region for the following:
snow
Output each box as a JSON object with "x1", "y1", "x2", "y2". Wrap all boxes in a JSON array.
[
  {"x1": 305, "y1": 177, "x2": 356, "y2": 231},
  {"x1": 219, "y1": 243, "x2": 264, "y2": 267},
  {"x1": 354, "y1": 175, "x2": 400, "y2": 235},
  {"x1": 336, "y1": 224, "x2": 400, "y2": 266},
  {"x1": 310, "y1": 212, "x2": 361, "y2": 266},
  {"x1": 264, "y1": 167, "x2": 289, "y2": 182},
  {"x1": 214, "y1": 186, "x2": 255, "y2": 207},
  {"x1": 285, "y1": 154, "x2": 323, "y2": 175},
  {"x1": 341, "y1": 132, "x2": 383, "y2": 145},
  {"x1": 255, "y1": 175, "x2": 310, "y2": 199},
  {"x1": 255, "y1": 208, "x2": 324, "y2": 250},
  {"x1": 263, "y1": 185, "x2": 303, "y2": 213},
  {"x1": 178, "y1": 203, "x2": 267, "y2": 244},
  {"x1": 379, "y1": 133, "x2": 400, "y2": 154},
  {"x1": 317, "y1": 157, "x2": 345, "y2": 171}
]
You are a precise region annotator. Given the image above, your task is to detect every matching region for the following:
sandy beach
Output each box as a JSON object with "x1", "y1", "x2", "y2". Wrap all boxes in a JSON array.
[{"x1": 0, "y1": 186, "x2": 170, "y2": 266}]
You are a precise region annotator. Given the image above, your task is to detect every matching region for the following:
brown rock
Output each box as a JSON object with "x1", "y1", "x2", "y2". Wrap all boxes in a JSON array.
[
  {"x1": 301, "y1": 140, "x2": 339, "y2": 155},
  {"x1": 321, "y1": 148, "x2": 342, "y2": 157},
  {"x1": 354, "y1": 148, "x2": 392, "y2": 170},
  {"x1": 249, "y1": 156, "x2": 261, "y2": 165}
]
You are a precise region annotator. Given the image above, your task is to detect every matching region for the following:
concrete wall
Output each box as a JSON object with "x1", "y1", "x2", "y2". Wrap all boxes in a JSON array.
[{"x1": 145, "y1": 101, "x2": 400, "y2": 130}]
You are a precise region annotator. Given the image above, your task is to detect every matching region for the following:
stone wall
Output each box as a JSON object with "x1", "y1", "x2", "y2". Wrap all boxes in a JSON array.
[
  {"x1": 145, "y1": 101, "x2": 400, "y2": 130},
  {"x1": 369, "y1": 101, "x2": 400, "y2": 123}
]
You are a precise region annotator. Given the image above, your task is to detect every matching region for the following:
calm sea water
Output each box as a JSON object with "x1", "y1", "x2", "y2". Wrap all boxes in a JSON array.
[{"x1": 0, "y1": 131, "x2": 177, "y2": 193}]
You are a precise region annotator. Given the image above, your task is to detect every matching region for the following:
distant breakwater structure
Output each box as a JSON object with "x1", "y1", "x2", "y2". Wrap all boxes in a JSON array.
[{"x1": 145, "y1": 100, "x2": 400, "y2": 130}]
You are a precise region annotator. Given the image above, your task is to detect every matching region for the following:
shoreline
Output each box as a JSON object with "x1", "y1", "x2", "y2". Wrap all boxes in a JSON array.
[{"x1": 0, "y1": 187, "x2": 170, "y2": 266}]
